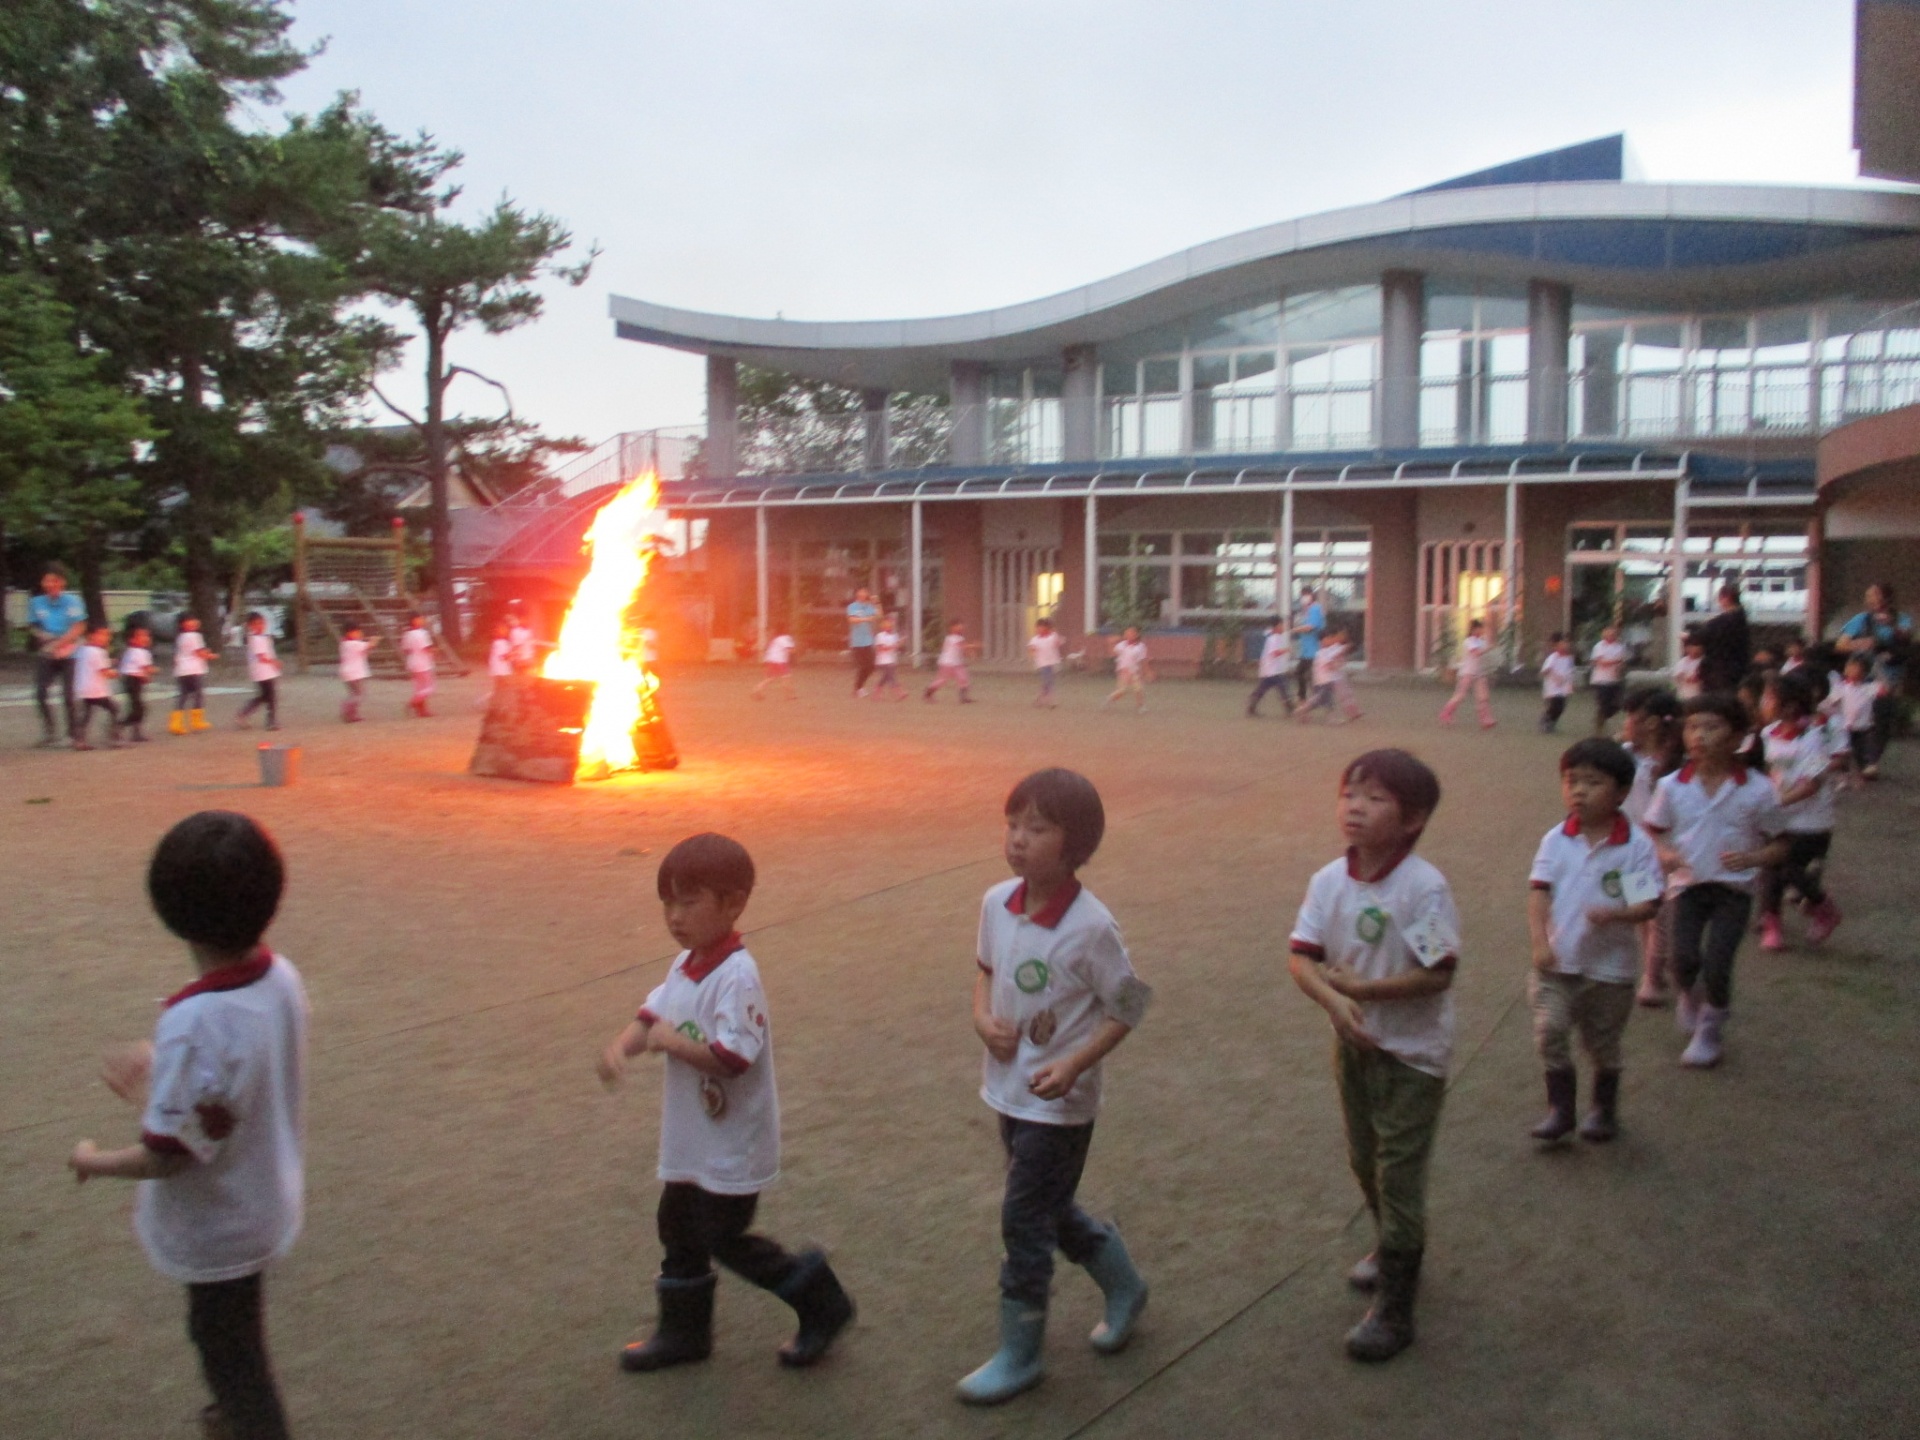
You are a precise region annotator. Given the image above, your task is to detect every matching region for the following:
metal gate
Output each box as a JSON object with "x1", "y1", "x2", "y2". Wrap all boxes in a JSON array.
[{"x1": 983, "y1": 546, "x2": 1062, "y2": 663}]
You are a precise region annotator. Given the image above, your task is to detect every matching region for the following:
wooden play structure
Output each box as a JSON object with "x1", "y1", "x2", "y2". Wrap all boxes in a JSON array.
[{"x1": 292, "y1": 514, "x2": 467, "y2": 676}]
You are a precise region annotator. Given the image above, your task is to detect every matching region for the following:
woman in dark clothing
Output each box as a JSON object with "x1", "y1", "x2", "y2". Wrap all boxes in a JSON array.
[{"x1": 1698, "y1": 583, "x2": 1751, "y2": 694}]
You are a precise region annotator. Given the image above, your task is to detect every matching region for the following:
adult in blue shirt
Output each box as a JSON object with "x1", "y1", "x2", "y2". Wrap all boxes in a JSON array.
[
  {"x1": 27, "y1": 564, "x2": 88, "y2": 746},
  {"x1": 846, "y1": 587, "x2": 880, "y2": 697},
  {"x1": 1292, "y1": 587, "x2": 1325, "y2": 704},
  {"x1": 1838, "y1": 581, "x2": 1913, "y2": 774}
]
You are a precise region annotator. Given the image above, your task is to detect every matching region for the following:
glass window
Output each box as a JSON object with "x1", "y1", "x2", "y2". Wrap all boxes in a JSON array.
[
  {"x1": 1698, "y1": 316, "x2": 1750, "y2": 354},
  {"x1": 1570, "y1": 526, "x2": 1617, "y2": 553},
  {"x1": 1133, "y1": 534, "x2": 1172, "y2": 557},
  {"x1": 1102, "y1": 361, "x2": 1137, "y2": 397},
  {"x1": 1628, "y1": 323, "x2": 1684, "y2": 370},
  {"x1": 1280, "y1": 285, "x2": 1381, "y2": 344},
  {"x1": 1181, "y1": 533, "x2": 1223, "y2": 558},
  {"x1": 1233, "y1": 351, "x2": 1276, "y2": 385},
  {"x1": 1192, "y1": 355, "x2": 1232, "y2": 393},
  {"x1": 1142, "y1": 359, "x2": 1180, "y2": 395},
  {"x1": 1097, "y1": 534, "x2": 1132, "y2": 558},
  {"x1": 1188, "y1": 297, "x2": 1281, "y2": 349}
]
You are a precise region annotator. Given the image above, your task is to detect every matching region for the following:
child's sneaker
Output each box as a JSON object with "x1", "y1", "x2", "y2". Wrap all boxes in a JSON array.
[
  {"x1": 1759, "y1": 914, "x2": 1786, "y2": 951},
  {"x1": 1804, "y1": 896, "x2": 1842, "y2": 945},
  {"x1": 1680, "y1": 1005, "x2": 1726, "y2": 1068},
  {"x1": 1676, "y1": 987, "x2": 1701, "y2": 1035}
]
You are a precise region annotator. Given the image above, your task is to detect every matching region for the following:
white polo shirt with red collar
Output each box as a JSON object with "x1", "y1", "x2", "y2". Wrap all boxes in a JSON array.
[
  {"x1": 1762, "y1": 718, "x2": 1849, "y2": 834},
  {"x1": 136, "y1": 949, "x2": 308, "y2": 1283},
  {"x1": 638, "y1": 934, "x2": 778, "y2": 1195},
  {"x1": 1643, "y1": 764, "x2": 1787, "y2": 893},
  {"x1": 1290, "y1": 848, "x2": 1460, "y2": 1079},
  {"x1": 977, "y1": 878, "x2": 1150, "y2": 1127},
  {"x1": 1529, "y1": 814, "x2": 1664, "y2": 984}
]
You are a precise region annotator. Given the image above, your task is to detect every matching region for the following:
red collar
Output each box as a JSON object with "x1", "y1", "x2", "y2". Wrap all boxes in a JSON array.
[
  {"x1": 1562, "y1": 812, "x2": 1632, "y2": 845},
  {"x1": 165, "y1": 948, "x2": 273, "y2": 1008},
  {"x1": 1767, "y1": 720, "x2": 1806, "y2": 741},
  {"x1": 1346, "y1": 844, "x2": 1415, "y2": 883},
  {"x1": 680, "y1": 931, "x2": 746, "y2": 984},
  {"x1": 1676, "y1": 763, "x2": 1748, "y2": 786},
  {"x1": 1005, "y1": 880, "x2": 1083, "y2": 929}
]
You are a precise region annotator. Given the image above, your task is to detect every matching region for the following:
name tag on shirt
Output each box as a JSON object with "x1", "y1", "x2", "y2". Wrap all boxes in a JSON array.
[
  {"x1": 1404, "y1": 909, "x2": 1450, "y2": 967},
  {"x1": 1621, "y1": 869, "x2": 1661, "y2": 906}
]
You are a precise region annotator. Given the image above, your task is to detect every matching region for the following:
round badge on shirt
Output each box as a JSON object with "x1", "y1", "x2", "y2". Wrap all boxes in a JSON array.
[
  {"x1": 1602, "y1": 870, "x2": 1623, "y2": 899},
  {"x1": 1028, "y1": 1008, "x2": 1058, "y2": 1046},
  {"x1": 1356, "y1": 907, "x2": 1388, "y2": 944},
  {"x1": 699, "y1": 1076, "x2": 728, "y2": 1120},
  {"x1": 1014, "y1": 959, "x2": 1050, "y2": 994}
]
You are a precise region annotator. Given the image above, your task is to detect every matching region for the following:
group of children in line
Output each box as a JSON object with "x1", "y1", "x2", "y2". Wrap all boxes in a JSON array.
[{"x1": 67, "y1": 655, "x2": 1880, "y2": 1434}]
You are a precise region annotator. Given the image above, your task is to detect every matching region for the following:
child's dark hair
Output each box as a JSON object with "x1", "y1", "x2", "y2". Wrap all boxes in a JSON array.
[
  {"x1": 1844, "y1": 651, "x2": 1871, "y2": 675},
  {"x1": 1549, "y1": 630, "x2": 1566, "y2": 644},
  {"x1": 1683, "y1": 692, "x2": 1748, "y2": 732},
  {"x1": 1005, "y1": 768, "x2": 1106, "y2": 870},
  {"x1": 1621, "y1": 684, "x2": 1674, "y2": 718},
  {"x1": 148, "y1": 811, "x2": 285, "y2": 954},
  {"x1": 1340, "y1": 749, "x2": 1442, "y2": 825},
  {"x1": 1560, "y1": 737, "x2": 1636, "y2": 790},
  {"x1": 656, "y1": 832, "x2": 756, "y2": 901},
  {"x1": 1467, "y1": 618, "x2": 1484, "y2": 631},
  {"x1": 1768, "y1": 670, "x2": 1816, "y2": 718}
]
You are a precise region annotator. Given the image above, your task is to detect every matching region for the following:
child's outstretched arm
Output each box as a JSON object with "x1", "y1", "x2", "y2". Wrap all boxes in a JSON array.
[
  {"x1": 1527, "y1": 888, "x2": 1556, "y2": 972},
  {"x1": 644, "y1": 1022, "x2": 732, "y2": 1078},
  {"x1": 972, "y1": 971, "x2": 1020, "y2": 1063},
  {"x1": 101, "y1": 1042, "x2": 154, "y2": 1105},
  {"x1": 598, "y1": 1018, "x2": 652, "y2": 1087},
  {"x1": 69, "y1": 1139, "x2": 193, "y2": 1183}
]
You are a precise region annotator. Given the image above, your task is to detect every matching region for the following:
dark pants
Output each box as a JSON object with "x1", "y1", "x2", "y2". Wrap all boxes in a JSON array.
[
  {"x1": 1336, "y1": 1041, "x2": 1446, "y2": 1253},
  {"x1": 122, "y1": 678, "x2": 146, "y2": 730},
  {"x1": 657, "y1": 1181, "x2": 799, "y2": 1289},
  {"x1": 238, "y1": 679, "x2": 277, "y2": 725},
  {"x1": 1759, "y1": 831, "x2": 1831, "y2": 914},
  {"x1": 1871, "y1": 694, "x2": 1900, "y2": 765},
  {"x1": 1541, "y1": 695, "x2": 1568, "y2": 730},
  {"x1": 1295, "y1": 655, "x2": 1315, "y2": 704},
  {"x1": 74, "y1": 695, "x2": 118, "y2": 742},
  {"x1": 187, "y1": 1273, "x2": 290, "y2": 1440},
  {"x1": 176, "y1": 674, "x2": 206, "y2": 710},
  {"x1": 1248, "y1": 674, "x2": 1293, "y2": 713},
  {"x1": 33, "y1": 653, "x2": 74, "y2": 738},
  {"x1": 1672, "y1": 882, "x2": 1751, "y2": 1009},
  {"x1": 997, "y1": 1115, "x2": 1111, "y2": 1306},
  {"x1": 850, "y1": 645, "x2": 875, "y2": 693},
  {"x1": 1593, "y1": 683, "x2": 1624, "y2": 730}
]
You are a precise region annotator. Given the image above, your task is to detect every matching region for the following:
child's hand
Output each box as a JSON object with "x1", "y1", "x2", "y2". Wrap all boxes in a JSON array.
[
  {"x1": 69, "y1": 1140, "x2": 99, "y2": 1183},
  {"x1": 1583, "y1": 904, "x2": 1627, "y2": 926},
  {"x1": 1324, "y1": 994, "x2": 1375, "y2": 1049},
  {"x1": 1656, "y1": 845, "x2": 1681, "y2": 874},
  {"x1": 643, "y1": 1025, "x2": 674, "y2": 1055},
  {"x1": 1322, "y1": 964, "x2": 1366, "y2": 999},
  {"x1": 1720, "y1": 849, "x2": 1761, "y2": 872},
  {"x1": 597, "y1": 1042, "x2": 628, "y2": 1089},
  {"x1": 101, "y1": 1042, "x2": 153, "y2": 1104},
  {"x1": 976, "y1": 1013, "x2": 1021, "y2": 1064},
  {"x1": 1027, "y1": 1060, "x2": 1080, "y2": 1101},
  {"x1": 1531, "y1": 941, "x2": 1557, "y2": 972}
]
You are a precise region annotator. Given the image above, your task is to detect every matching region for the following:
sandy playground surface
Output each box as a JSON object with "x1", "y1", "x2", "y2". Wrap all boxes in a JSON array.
[{"x1": 2, "y1": 662, "x2": 1917, "y2": 1439}]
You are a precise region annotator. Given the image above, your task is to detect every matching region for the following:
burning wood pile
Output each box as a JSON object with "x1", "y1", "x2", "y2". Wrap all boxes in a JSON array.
[{"x1": 470, "y1": 474, "x2": 679, "y2": 784}]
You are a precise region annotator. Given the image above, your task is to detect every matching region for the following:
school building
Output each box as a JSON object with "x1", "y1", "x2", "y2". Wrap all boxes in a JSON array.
[{"x1": 605, "y1": 135, "x2": 1920, "y2": 674}]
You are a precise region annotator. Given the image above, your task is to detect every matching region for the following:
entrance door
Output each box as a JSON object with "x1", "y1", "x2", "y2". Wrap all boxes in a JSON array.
[{"x1": 984, "y1": 547, "x2": 1062, "y2": 662}]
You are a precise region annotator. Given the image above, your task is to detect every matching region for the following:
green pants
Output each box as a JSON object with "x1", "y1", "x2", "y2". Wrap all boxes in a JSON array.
[{"x1": 1335, "y1": 1041, "x2": 1447, "y2": 1253}]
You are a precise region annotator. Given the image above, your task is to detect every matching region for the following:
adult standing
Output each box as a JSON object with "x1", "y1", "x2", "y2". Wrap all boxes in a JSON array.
[
  {"x1": 845, "y1": 586, "x2": 880, "y2": 698},
  {"x1": 1293, "y1": 588, "x2": 1326, "y2": 704},
  {"x1": 1697, "y1": 582, "x2": 1751, "y2": 694},
  {"x1": 1837, "y1": 581, "x2": 1913, "y2": 777},
  {"x1": 28, "y1": 565, "x2": 88, "y2": 747}
]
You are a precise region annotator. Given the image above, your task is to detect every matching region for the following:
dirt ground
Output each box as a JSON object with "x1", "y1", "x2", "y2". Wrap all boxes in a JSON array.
[{"x1": 2, "y1": 661, "x2": 1916, "y2": 1440}]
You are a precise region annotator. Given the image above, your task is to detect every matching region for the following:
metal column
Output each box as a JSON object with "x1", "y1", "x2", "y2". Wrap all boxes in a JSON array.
[
  {"x1": 1280, "y1": 487, "x2": 1296, "y2": 619},
  {"x1": 910, "y1": 500, "x2": 925, "y2": 667},
  {"x1": 1503, "y1": 481, "x2": 1519, "y2": 663},
  {"x1": 1668, "y1": 478, "x2": 1689, "y2": 670},
  {"x1": 1083, "y1": 492, "x2": 1099, "y2": 636},
  {"x1": 755, "y1": 504, "x2": 770, "y2": 653}
]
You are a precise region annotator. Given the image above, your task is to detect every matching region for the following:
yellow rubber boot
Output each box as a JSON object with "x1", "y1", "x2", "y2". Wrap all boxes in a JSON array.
[
  {"x1": 168, "y1": 710, "x2": 187, "y2": 736},
  {"x1": 189, "y1": 708, "x2": 211, "y2": 732}
]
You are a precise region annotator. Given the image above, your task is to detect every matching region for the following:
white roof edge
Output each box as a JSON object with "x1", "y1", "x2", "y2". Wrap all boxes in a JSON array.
[{"x1": 609, "y1": 181, "x2": 1920, "y2": 355}]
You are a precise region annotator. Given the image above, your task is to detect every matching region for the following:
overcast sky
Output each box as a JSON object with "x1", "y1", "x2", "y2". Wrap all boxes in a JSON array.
[{"x1": 272, "y1": 0, "x2": 1872, "y2": 446}]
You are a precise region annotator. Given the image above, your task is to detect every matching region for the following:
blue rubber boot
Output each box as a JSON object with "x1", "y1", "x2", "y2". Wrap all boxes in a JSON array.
[
  {"x1": 1082, "y1": 1232, "x2": 1149, "y2": 1354},
  {"x1": 955, "y1": 1298, "x2": 1046, "y2": 1405}
]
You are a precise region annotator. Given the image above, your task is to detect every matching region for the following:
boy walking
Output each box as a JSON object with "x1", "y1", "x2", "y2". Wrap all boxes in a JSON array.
[
  {"x1": 400, "y1": 614, "x2": 435, "y2": 718},
  {"x1": 69, "y1": 811, "x2": 306, "y2": 1440},
  {"x1": 1588, "y1": 624, "x2": 1630, "y2": 734},
  {"x1": 598, "y1": 834, "x2": 855, "y2": 1373},
  {"x1": 171, "y1": 616, "x2": 214, "y2": 734},
  {"x1": 234, "y1": 614, "x2": 281, "y2": 731},
  {"x1": 1526, "y1": 739, "x2": 1663, "y2": 1143},
  {"x1": 1288, "y1": 749, "x2": 1458, "y2": 1362},
  {"x1": 961, "y1": 768, "x2": 1152, "y2": 1404},
  {"x1": 71, "y1": 624, "x2": 122, "y2": 749},
  {"x1": 1247, "y1": 617, "x2": 1295, "y2": 717},
  {"x1": 871, "y1": 615, "x2": 906, "y2": 699},
  {"x1": 752, "y1": 630, "x2": 799, "y2": 700},
  {"x1": 119, "y1": 624, "x2": 157, "y2": 742},
  {"x1": 1643, "y1": 695, "x2": 1790, "y2": 1068},
  {"x1": 1103, "y1": 627, "x2": 1152, "y2": 713},
  {"x1": 1539, "y1": 633, "x2": 1576, "y2": 732},
  {"x1": 1757, "y1": 671, "x2": 1848, "y2": 949},
  {"x1": 339, "y1": 624, "x2": 376, "y2": 723},
  {"x1": 925, "y1": 622, "x2": 976, "y2": 703},
  {"x1": 1436, "y1": 618, "x2": 1495, "y2": 728},
  {"x1": 1029, "y1": 618, "x2": 1065, "y2": 708}
]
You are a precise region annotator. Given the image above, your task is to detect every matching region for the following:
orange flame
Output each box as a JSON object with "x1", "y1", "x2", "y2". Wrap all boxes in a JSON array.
[{"x1": 541, "y1": 471, "x2": 668, "y2": 778}]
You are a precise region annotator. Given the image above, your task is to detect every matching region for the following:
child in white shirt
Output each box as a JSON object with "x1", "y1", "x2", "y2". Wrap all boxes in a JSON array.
[
  {"x1": 959, "y1": 769, "x2": 1151, "y2": 1404},
  {"x1": 1248, "y1": 616, "x2": 1295, "y2": 717},
  {"x1": 925, "y1": 622, "x2": 976, "y2": 704},
  {"x1": 871, "y1": 617, "x2": 905, "y2": 700},
  {"x1": 1299, "y1": 628, "x2": 1361, "y2": 723},
  {"x1": 400, "y1": 614, "x2": 435, "y2": 718},
  {"x1": 1539, "y1": 632, "x2": 1576, "y2": 733},
  {"x1": 69, "y1": 811, "x2": 306, "y2": 1439},
  {"x1": 481, "y1": 620, "x2": 513, "y2": 710},
  {"x1": 1102, "y1": 627, "x2": 1152, "y2": 714},
  {"x1": 118, "y1": 624, "x2": 157, "y2": 743},
  {"x1": 1028, "y1": 619, "x2": 1065, "y2": 708},
  {"x1": 1437, "y1": 618, "x2": 1495, "y2": 729},
  {"x1": 1672, "y1": 634, "x2": 1704, "y2": 701},
  {"x1": 339, "y1": 624, "x2": 376, "y2": 723},
  {"x1": 72, "y1": 625, "x2": 122, "y2": 749},
  {"x1": 1756, "y1": 671, "x2": 1849, "y2": 950},
  {"x1": 752, "y1": 631, "x2": 798, "y2": 700},
  {"x1": 170, "y1": 616, "x2": 213, "y2": 734},
  {"x1": 1288, "y1": 748, "x2": 1458, "y2": 1362},
  {"x1": 598, "y1": 834, "x2": 854, "y2": 1373},
  {"x1": 1588, "y1": 624, "x2": 1630, "y2": 735},
  {"x1": 1833, "y1": 653, "x2": 1884, "y2": 779},
  {"x1": 233, "y1": 614, "x2": 281, "y2": 731}
]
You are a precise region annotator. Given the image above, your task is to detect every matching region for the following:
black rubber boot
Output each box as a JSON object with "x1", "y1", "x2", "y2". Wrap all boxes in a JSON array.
[
  {"x1": 621, "y1": 1273, "x2": 716, "y2": 1372},
  {"x1": 773, "y1": 1250, "x2": 855, "y2": 1368},
  {"x1": 1345, "y1": 1247, "x2": 1421, "y2": 1362},
  {"x1": 1579, "y1": 1069, "x2": 1621, "y2": 1142},
  {"x1": 1529, "y1": 1067, "x2": 1577, "y2": 1143}
]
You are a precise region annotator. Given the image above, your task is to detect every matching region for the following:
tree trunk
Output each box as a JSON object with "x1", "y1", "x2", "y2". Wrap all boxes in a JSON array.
[
  {"x1": 178, "y1": 355, "x2": 225, "y2": 647},
  {"x1": 424, "y1": 321, "x2": 463, "y2": 648},
  {"x1": 78, "y1": 533, "x2": 106, "y2": 628},
  {"x1": 0, "y1": 516, "x2": 10, "y2": 653}
]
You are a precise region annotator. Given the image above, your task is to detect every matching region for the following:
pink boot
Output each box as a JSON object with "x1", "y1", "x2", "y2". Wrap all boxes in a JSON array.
[
  {"x1": 1759, "y1": 914, "x2": 1786, "y2": 951},
  {"x1": 1804, "y1": 896, "x2": 1842, "y2": 945}
]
